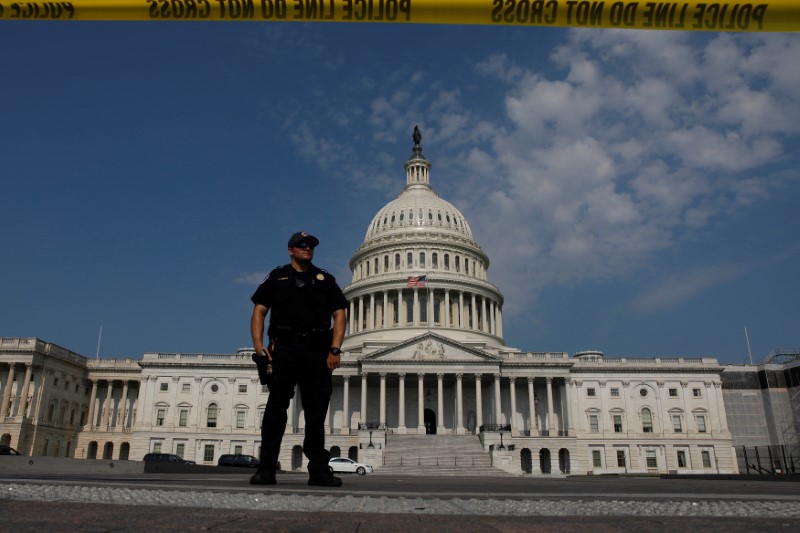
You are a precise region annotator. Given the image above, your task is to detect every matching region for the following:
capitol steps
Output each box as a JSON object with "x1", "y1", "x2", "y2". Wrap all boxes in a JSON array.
[{"x1": 372, "y1": 434, "x2": 514, "y2": 476}]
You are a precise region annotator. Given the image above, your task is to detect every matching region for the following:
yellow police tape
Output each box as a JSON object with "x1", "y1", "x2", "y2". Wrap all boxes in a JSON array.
[{"x1": 0, "y1": 0, "x2": 798, "y2": 31}]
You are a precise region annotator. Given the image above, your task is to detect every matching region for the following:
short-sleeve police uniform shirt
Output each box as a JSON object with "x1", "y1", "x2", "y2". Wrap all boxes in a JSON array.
[{"x1": 251, "y1": 264, "x2": 348, "y2": 331}]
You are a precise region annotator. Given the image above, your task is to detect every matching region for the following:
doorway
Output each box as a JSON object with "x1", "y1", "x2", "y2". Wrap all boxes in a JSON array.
[{"x1": 424, "y1": 408, "x2": 437, "y2": 434}]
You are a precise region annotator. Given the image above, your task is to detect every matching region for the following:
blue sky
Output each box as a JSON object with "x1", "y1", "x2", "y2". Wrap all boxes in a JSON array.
[{"x1": 1, "y1": 23, "x2": 797, "y2": 364}]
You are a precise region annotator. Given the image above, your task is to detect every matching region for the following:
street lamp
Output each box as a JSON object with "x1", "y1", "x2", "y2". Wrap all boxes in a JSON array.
[{"x1": 498, "y1": 431, "x2": 506, "y2": 450}]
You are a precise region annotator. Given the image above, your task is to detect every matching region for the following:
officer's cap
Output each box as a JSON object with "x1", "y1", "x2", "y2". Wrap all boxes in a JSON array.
[{"x1": 288, "y1": 231, "x2": 320, "y2": 248}]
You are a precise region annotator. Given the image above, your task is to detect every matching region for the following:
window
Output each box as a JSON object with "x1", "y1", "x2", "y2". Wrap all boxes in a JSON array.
[
  {"x1": 236, "y1": 410, "x2": 246, "y2": 429},
  {"x1": 696, "y1": 415, "x2": 707, "y2": 433},
  {"x1": 258, "y1": 408, "x2": 265, "y2": 428},
  {"x1": 261, "y1": 385, "x2": 269, "y2": 393},
  {"x1": 587, "y1": 388, "x2": 596, "y2": 397},
  {"x1": 693, "y1": 388, "x2": 702, "y2": 398},
  {"x1": 455, "y1": 256, "x2": 460, "y2": 272},
  {"x1": 610, "y1": 388, "x2": 620, "y2": 397},
  {"x1": 589, "y1": 414, "x2": 599, "y2": 432},
  {"x1": 54, "y1": 378, "x2": 59, "y2": 387},
  {"x1": 444, "y1": 254, "x2": 450, "y2": 270},
  {"x1": 395, "y1": 254, "x2": 400, "y2": 269},
  {"x1": 616, "y1": 450, "x2": 626, "y2": 468},
  {"x1": 156, "y1": 409, "x2": 165, "y2": 426},
  {"x1": 432, "y1": 253, "x2": 438, "y2": 269},
  {"x1": 701, "y1": 450, "x2": 712, "y2": 468},
  {"x1": 234, "y1": 445, "x2": 243, "y2": 455},
  {"x1": 646, "y1": 450, "x2": 657, "y2": 469},
  {"x1": 238, "y1": 384, "x2": 247, "y2": 394},
  {"x1": 420, "y1": 252, "x2": 426, "y2": 268},
  {"x1": 179, "y1": 409, "x2": 188, "y2": 427},
  {"x1": 153, "y1": 442, "x2": 162, "y2": 453},
  {"x1": 613, "y1": 414, "x2": 623, "y2": 433},
  {"x1": 641, "y1": 408, "x2": 653, "y2": 433},
  {"x1": 592, "y1": 450, "x2": 602, "y2": 468},
  {"x1": 204, "y1": 445, "x2": 215, "y2": 462},
  {"x1": 384, "y1": 255, "x2": 388, "y2": 271},
  {"x1": 207, "y1": 403, "x2": 218, "y2": 428},
  {"x1": 160, "y1": 382, "x2": 168, "y2": 392},
  {"x1": 175, "y1": 443, "x2": 185, "y2": 458},
  {"x1": 639, "y1": 388, "x2": 648, "y2": 398},
  {"x1": 182, "y1": 383, "x2": 191, "y2": 393},
  {"x1": 407, "y1": 252, "x2": 413, "y2": 267},
  {"x1": 672, "y1": 415, "x2": 682, "y2": 432},
  {"x1": 677, "y1": 450, "x2": 687, "y2": 468},
  {"x1": 669, "y1": 388, "x2": 678, "y2": 397}
]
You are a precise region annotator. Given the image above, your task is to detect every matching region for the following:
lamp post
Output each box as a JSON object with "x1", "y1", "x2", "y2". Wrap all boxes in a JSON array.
[
  {"x1": 368, "y1": 429, "x2": 374, "y2": 449},
  {"x1": 498, "y1": 431, "x2": 505, "y2": 450}
]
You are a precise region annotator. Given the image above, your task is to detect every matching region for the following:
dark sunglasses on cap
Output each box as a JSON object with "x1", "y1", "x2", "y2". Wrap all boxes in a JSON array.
[{"x1": 294, "y1": 242, "x2": 315, "y2": 250}]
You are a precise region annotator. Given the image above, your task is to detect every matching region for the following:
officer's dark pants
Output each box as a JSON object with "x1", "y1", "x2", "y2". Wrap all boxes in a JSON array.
[{"x1": 259, "y1": 337, "x2": 332, "y2": 479}]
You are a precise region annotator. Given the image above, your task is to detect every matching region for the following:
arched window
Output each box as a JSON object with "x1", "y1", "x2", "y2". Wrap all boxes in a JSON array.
[
  {"x1": 207, "y1": 403, "x2": 218, "y2": 428},
  {"x1": 641, "y1": 408, "x2": 653, "y2": 433},
  {"x1": 395, "y1": 254, "x2": 400, "y2": 270},
  {"x1": 374, "y1": 258, "x2": 378, "y2": 274},
  {"x1": 384, "y1": 255, "x2": 389, "y2": 271},
  {"x1": 432, "y1": 253, "x2": 438, "y2": 269},
  {"x1": 444, "y1": 254, "x2": 450, "y2": 270},
  {"x1": 420, "y1": 252, "x2": 426, "y2": 269},
  {"x1": 455, "y1": 256, "x2": 460, "y2": 273},
  {"x1": 407, "y1": 252, "x2": 413, "y2": 268}
]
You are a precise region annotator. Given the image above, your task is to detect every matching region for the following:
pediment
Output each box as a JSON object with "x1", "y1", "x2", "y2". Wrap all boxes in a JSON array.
[{"x1": 360, "y1": 332, "x2": 500, "y2": 363}]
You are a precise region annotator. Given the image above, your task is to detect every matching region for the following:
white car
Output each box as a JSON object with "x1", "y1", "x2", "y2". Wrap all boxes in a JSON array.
[{"x1": 328, "y1": 457, "x2": 374, "y2": 475}]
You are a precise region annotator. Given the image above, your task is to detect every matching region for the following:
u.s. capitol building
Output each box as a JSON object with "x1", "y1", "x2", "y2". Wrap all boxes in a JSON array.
[{"x1": 2, "y1": 131, "x2": 798, "y2": 475}]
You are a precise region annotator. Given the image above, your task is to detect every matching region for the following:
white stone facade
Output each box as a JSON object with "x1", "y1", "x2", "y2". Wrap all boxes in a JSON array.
[{"x1": 0, "y1": 132, "x2": 739, "y2": 475}]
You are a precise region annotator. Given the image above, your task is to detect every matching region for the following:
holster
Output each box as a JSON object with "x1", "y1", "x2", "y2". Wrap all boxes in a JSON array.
[{"x1": 252, "y1": 345, "x2": 274, "y2": 387}]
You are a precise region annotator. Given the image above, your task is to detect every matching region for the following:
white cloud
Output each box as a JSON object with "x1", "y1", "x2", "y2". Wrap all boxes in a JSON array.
[{"x1": 631, "y1": 263, "x2": 748, "y2": 313}]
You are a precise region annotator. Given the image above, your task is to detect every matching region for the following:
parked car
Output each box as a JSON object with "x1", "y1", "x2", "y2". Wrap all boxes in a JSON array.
[
  {"x1": 328, "y1": 457, "x2": 373, "y2": 475},
  {"x1": 0, "y1": 445, "x2": 21, "y2": 455},
  {"x1": 142, "y1": 453, "x2": 195, "y2": 464},
  {"x1": 218, "y1": 454, "x2": 260, "y2": 468}
]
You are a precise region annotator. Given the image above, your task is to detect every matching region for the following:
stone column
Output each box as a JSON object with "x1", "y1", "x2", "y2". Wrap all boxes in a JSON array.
[
  {"x1": 19, "y1": 364, "x2": 33, "y2": 418},
  {"x1": 369, "y1": 293, "x2": 375, "y2": 330},
  {"x1": 713, "y1": 381, "x2": 729, "y2": 433},
  {"x1": 444, "y1": 290, "x2": 450, "y2": 327},
  {"x1": 413, "y1": 288, "x2": 420, "y2": 325},
  {"x1": 470, "y1": 294, "x2": 477, "y2": 330},
  {"x1": 474, "y1": 374, "x2": 483, "y2": 431},
  {"x1": 497, "y1": 306, "x2": 504, "y2": 338},
  {"x1": 1, "y1": 364, "x2": 16, "y2": 416},
  {"x1": 349, "y1": 300, "x2": 355, "y2": 334},
  {"x1": 417, "y1": 373, "x2": 425, "y2": 434},
  {"x1": 358, "y1": 297, "x2": 365, "y2": 332},
  {"x1": 546, "y1": 377, "x2": 555, "y2": 433},
  {"x1": 456, "y1": 373, "x2": 464, "y2": 435},
  {"x1": 287, "y1": 394, "x2": 295, "y2": 433},
  {"x1": 491, "y1": 302, "x2": 497, "y2": 335},
  {"x1": 383, "y1": 291, "x2": 389, "y2": 329},
  {"x1": 342, "y1": 376, "x2": 350, "y2": 434},
  {"x1": 509, "y1": 377, "x2": 517, "y2": 435},
  {"x1": 360, "y1": 373, "x2": 368, "y2": 427},
  {"x1": 493, "y1": 374, "x2": 502, "y2": 425},
  {"x1": 398, "y1": 289, "x2": 405, "y2": 327},
  {"x1": 527, "y1": 377, "x2": 537, "y2": 434},
  {"x1": 119, "y1": 381, "x2": 129, "y2": 429},
  {"x1": 397, "y1": 373, "x2": 406, "y2": 434},
  {"x1": 458, "y1": 291, "x2": 465, "y2": 328},
  {"x1": 87, "y1": 380, "x2": 98, "y2": 427},
  {"x1": 436, "y1": 373, "x2": 445, "y2": 433},
  {"x1": 481, "y1": 297, "x2": 488, "y2": 332},
  {"x1": 566, "y1": 378, "x2": 576, "y2": 435},
  {"x1": 379, "y1": 373, "x2": 387, "y2": 426},
  {"x1": 561, "y1": 378, "x2": 571, "y2": 434},
  {"x1": 101, "y1": 381, "x2": 114, "y2": 427}
]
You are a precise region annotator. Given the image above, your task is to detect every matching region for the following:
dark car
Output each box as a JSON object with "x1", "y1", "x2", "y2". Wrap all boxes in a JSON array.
[
  {"x1": 0, "y1": 445, "x2": 21, "y2": 455},
  {"x1": 142, "y1": 453, "x2": 195, "y2": 464},
  {"x1": 218, "y1": 454, "x2": 260, "y2": 468}
]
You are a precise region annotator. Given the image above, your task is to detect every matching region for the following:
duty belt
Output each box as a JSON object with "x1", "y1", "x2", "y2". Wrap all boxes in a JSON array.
[{"x1": 270, "y1": 326, "x2": 330, "y2": 342}]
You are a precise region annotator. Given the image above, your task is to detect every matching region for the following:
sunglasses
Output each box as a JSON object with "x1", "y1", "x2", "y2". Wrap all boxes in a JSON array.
[{"x1": 294, "y1": 242, "x2": 315, "y2": 250}]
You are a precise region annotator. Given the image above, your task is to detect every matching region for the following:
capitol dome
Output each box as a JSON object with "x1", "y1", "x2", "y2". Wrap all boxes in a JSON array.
[{"x1": 342, "y1": 127, "x2": 505, "y2": 353}]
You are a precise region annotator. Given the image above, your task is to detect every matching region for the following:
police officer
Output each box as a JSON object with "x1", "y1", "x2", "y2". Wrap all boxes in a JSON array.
[{"x1": 249, "y1": 231, "x2": 348, "y2": 487}]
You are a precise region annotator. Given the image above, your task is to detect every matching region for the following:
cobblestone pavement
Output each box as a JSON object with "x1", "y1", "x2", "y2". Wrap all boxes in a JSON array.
[{"x1": 2, "y1": 473, "x2": 799, "y2": 531}]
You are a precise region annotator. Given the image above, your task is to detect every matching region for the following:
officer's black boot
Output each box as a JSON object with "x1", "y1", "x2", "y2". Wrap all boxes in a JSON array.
[{"x1": 250, "y1": 469, "x2": 277, "y2": 485}]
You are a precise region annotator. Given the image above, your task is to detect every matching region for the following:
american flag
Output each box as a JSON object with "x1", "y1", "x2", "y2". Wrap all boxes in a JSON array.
[{"x1": 407, "y1": 275, "x2": 427, "y2": 288}]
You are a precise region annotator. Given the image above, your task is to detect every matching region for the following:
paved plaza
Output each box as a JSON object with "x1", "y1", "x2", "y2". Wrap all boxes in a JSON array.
[{"x1": 1, "y1": 466, "x2": 799, "y2": 531}]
